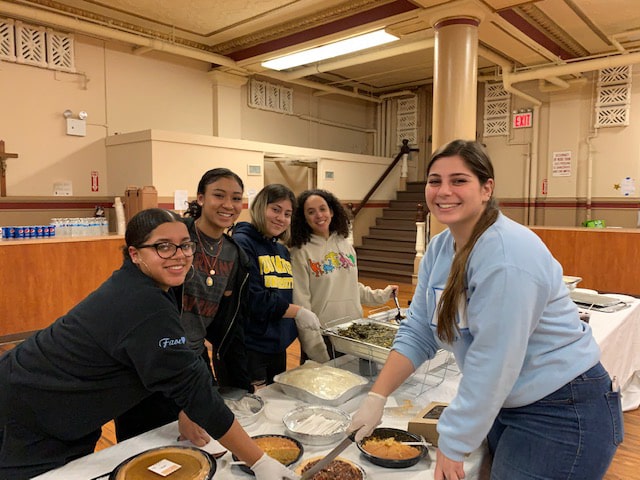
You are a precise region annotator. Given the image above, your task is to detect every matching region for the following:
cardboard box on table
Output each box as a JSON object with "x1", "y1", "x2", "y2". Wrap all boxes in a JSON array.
[
  {"x1": 124, "y1": 185, "x2": 158, "y2": 222},
  {"x1": 407, "y1": 401, "x2": 449, "y2": 446}
]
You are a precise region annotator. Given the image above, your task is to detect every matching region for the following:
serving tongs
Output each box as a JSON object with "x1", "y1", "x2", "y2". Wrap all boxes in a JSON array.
[{"x1": 392, "y1": 290, "x2": 403, "y2": 324}]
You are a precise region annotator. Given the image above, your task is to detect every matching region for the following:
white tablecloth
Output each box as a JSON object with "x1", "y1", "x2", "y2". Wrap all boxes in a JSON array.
[
  {"x1": 34, "y1": 354, "x2": 485, "y2": 480},
  {"x1": 35, "y1": 296, "x2": 640, "y2": 479},
  {"x1": 586, "y1": 294, "x2": 640, "y2": 410}
]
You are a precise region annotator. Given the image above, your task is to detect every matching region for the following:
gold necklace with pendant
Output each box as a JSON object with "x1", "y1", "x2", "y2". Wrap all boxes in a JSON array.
[{"x1": 195, "y1": 224, "x2": 224, "y2": 287}]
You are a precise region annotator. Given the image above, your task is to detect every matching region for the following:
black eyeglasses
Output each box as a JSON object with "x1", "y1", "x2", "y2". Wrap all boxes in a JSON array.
[{"x1": 136, "y1": 241, "x2": 197, "y2": 259}]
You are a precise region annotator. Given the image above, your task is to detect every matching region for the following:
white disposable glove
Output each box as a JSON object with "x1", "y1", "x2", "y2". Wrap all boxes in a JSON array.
[
  {"x1": 294, "y1": 307, "x2": 321, "y2": 330},
  {"x1": 250, "y1": 453, "x2": 300, "y2": 480},
  {"x1": 348, "y1": 391, "x2": 387, "y2": 442},
  {"x1": 294, "y1": 307, "x2": 329, "y2": 363}
]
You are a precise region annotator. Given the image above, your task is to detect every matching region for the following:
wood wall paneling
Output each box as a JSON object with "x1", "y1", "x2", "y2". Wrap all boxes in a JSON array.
[
  {"x1": 0, "y1": 238, "x2": 124, "y2": 337},
  {"x1": 531, "y1": 227, "x2": 640, "y2": 296}
]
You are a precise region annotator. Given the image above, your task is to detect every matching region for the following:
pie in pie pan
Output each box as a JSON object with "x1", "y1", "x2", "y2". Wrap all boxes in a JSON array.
[{"x1": 109, "y1": 445, "x2": 215, "y2": 480}]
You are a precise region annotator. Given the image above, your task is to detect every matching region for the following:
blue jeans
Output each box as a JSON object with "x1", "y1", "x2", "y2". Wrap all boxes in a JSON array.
[{"x1": 487, "y1": 362, "x2": 623, "y2": 480}]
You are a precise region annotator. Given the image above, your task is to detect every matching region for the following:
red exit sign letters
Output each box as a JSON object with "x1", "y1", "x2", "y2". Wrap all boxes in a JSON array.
[{"x1": 513, "y1": 111, "x2": 532, "y2": 128}]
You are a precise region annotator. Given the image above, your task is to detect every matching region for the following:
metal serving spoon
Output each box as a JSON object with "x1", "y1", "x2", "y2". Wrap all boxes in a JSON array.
[{"x1": 392, "y1": 290, "x2": 403, "y2": 324}]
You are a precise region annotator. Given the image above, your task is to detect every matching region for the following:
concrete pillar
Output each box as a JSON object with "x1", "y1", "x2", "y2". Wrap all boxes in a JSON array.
[
  {"x1": 430, "y1": 15, "x2": 481, "y2": 236},
  {"x1": 208, "y1": 71, "x2": 248, "y2": 138}
]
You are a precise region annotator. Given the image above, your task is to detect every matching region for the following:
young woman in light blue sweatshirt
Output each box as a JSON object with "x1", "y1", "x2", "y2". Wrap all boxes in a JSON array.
[{"x1": 349, "y1": 139, "x2": 623, "y2": 480}]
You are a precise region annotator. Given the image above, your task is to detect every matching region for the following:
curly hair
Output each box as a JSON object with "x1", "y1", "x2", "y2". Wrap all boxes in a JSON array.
[{"x1": 289, "y1": 189, "x2": 351, "y2": 248}]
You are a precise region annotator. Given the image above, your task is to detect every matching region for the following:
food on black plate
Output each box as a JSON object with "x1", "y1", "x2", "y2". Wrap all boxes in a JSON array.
[
  {"x1": 298, "y1": 457, "x2": 364, "y2": 480},
  {"x1": 361, "y1": 437, "x2": 420, "y2": 460},
  {"x1": 253, "y1": 435, "x2": 301, "y2": 465},
  {"x1": 357, "y1": 427, "x2": 426, "y2": 468}
]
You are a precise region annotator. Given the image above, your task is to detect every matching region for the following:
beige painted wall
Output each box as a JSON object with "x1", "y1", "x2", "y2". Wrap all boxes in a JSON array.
[
  {"x1": 480, "y1": 66, "x2": 640, "y2": 228},
  {"x1": 0, "y1": 33, "x2": 376, "y2": 197},
  {"x1": 106, "y1": 129, "x2": 398, "y2": 201},
  {"x1": 242, "y1": 86, "x2": 376, "y2": 154},
  {"x1": 513, "y1": 69, "x2": 638, "y2": 202},
  {"x1": 2, "y1": 28, "x2": 640, "y2": 231}
]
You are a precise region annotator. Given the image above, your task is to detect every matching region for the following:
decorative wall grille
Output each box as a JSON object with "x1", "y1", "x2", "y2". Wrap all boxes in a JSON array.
[
  {"x1": 279, "y1": 86, "x2": 293, "y2": 113},
  {"x1": 47, "y1": 29, "x2": 75, "y2": 71},
  {"x1": 396, "y1": 95, "x2": 418, "y2": 147},
  {"x1": 595, "y1": 66, "x2": 631, "y2": 128},
  {"x1": 483, "y1": 82, "x2": 510, "y2": 136},
  {"x1": 0, "y1": 18, "x2": 16, "y2": 62},
  {"x1": 248, "y1": 78, "x2": 293, "y2": 114},
  {"x1": 598, "y1": 66, "x2": 632, "y2": 86},
  {"x1": 0, "y1": 18, "x2": 75, "y2": 71},
  {"x1": 16, "y1": 21, "x2": 47, "y2": 67}
]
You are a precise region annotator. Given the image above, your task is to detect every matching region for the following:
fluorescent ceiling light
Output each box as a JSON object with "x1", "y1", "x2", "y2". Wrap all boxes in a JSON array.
[{"x1": 261, "y1": 29, "x2": 399, "y2": 71}]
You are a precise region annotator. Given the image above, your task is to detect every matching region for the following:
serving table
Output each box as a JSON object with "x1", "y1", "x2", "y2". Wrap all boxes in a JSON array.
[
  {"x1": 586, "y1": 294, "x2": 640, "y2": 411},
  {"x1": 34, "y1": 295, "x2": 640, "y2": 479},
  {"x1": 33, "y1": 355, "x2": 485, "y2": 480}
]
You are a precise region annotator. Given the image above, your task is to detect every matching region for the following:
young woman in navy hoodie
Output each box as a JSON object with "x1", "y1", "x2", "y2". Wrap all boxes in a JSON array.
[{"x1": 233, "y1": 184, "x2": 328, "y2": 387}]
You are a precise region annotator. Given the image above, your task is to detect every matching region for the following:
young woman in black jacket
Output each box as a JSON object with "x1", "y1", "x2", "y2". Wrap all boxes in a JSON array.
[
  {"x1": 0, "y1": 208, "x2": 297, "y2": 480},
  {"x1": 114, "y1": 168, "x2": 254, "y2": 444}
]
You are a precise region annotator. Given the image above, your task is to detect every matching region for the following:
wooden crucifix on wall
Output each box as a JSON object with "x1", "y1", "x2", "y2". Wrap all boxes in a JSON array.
[{"x1": 0, "y1": 140, "x2": 19, "y2": 197}]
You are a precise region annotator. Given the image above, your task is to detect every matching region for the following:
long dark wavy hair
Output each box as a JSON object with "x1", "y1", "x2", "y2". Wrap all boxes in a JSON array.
[
  {"x1": 183, "y1": 168, "x2": 244, "y2": 219},
  {"x1": 289, "y1": 189, "x2": 351, "y2": 248},
  {"x1": 430, "y1": 140, "x2": 499, "y2": 343}
]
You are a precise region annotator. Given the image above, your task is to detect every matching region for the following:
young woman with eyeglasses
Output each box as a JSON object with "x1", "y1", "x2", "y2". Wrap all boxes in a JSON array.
[
  {"x1": 0, "y1": 208, "x2": 297, "y2": 480},
  {"x1": 114, "y1": 168, "x2": 254, "y2": 446}
]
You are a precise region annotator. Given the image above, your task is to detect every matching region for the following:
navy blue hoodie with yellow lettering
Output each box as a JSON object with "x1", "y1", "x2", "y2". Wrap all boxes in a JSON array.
[{"x1": 232, "y1": 222, "x2": 297, "y2": 354}]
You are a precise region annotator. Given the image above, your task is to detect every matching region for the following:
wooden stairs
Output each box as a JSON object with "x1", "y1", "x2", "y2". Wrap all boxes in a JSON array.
[{"x1": 355, "y1": 181, "x2": 426, "y2": 284}]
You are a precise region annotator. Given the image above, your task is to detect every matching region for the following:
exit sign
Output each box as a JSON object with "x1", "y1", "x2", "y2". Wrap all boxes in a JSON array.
[{"x1": 513, "y1": 111, "x2": 533, "y2": 128}]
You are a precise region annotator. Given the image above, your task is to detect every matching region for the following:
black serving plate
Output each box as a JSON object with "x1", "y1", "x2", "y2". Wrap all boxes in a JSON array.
[
  {"x1": 357, "y1": 427, "x2": 426, "y2": 468},
  {"x1": 109, "y1": 445, "x2": 216, "y2": 479},
  {"x1": 232, "y1": 433, "x2": 303, "y2": 475}
]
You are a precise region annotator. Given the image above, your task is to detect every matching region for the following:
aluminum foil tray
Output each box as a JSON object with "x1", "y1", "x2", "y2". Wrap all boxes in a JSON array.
[
  {"x1": 273, "y1": 361, "x2": 368, "y2": 406},
  {"x1": 283, "y1": 405, "x2": 350, "y2": 445},
  {"x1": 324, "y1": 319, "x2": 399, "y2": 364}
]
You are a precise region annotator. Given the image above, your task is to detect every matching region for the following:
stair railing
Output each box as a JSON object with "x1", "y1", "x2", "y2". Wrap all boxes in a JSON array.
[
  {"x1": 413, "y1": 202, "x2": 428, "y2": 285},
  {"x1": 350, "y1": 139, "x2": 417, "y2": 218}
]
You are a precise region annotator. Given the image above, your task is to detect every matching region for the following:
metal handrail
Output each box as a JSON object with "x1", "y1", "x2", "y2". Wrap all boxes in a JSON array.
[{"x1": 350, "y1": 139, "x2": 416, "y2": 218}]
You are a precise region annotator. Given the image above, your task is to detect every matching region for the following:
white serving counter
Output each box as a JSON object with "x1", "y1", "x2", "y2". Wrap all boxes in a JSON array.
[{"x1": 34, "y1": 295, "x2": 640, "y2": 479}]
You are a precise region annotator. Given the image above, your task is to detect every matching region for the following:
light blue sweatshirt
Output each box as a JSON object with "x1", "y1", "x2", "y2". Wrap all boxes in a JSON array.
[{"x1": 392, "y1": 213, "x2": 600, "y2": 461}]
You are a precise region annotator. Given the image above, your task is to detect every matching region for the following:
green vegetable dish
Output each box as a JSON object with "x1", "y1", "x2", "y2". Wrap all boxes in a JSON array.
[{"x1": 335, "y1": 323, "x2": 397, "y2": 349}]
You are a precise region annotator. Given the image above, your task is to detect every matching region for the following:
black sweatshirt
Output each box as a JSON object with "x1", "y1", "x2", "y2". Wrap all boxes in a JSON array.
[{"x1": 0, "y1": 259, "x2": 234, "y2": 442}]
